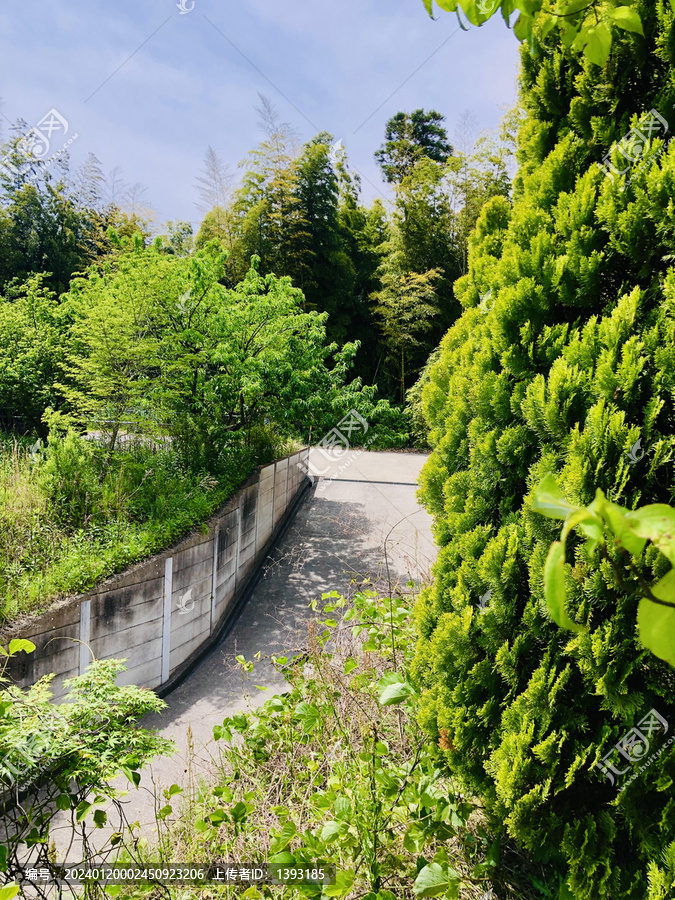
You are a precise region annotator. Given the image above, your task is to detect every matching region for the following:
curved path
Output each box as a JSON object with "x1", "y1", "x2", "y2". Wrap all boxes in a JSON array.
[{"x1": 52, "y1": 450, "x2": 437, "y2": 852}]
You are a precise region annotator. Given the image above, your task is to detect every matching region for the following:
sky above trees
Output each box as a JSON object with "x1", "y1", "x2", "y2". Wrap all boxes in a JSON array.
[{"x1": 0, "y1": 0, "x2": 519, "y2": 228}]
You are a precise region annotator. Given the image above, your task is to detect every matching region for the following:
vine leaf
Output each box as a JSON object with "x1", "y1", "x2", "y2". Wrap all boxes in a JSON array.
[
  {"x1": 637, "y1": 593, "x2": 675, "y2": 667},
  {"x1": 607, "y1": 6, "x2": 644, "y2": 35}
]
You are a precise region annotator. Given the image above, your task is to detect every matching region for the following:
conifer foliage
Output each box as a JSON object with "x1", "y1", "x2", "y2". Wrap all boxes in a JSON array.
[{"x1": 413, "y1": 2, "x2": 675, "y2": 897}]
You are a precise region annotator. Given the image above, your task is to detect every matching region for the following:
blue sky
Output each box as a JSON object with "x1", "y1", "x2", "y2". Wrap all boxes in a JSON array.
[{"x1": 0, "y1": 0, "x2": 521, "y2": 230}]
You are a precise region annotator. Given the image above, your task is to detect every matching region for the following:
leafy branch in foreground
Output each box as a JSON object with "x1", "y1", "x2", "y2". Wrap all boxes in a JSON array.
[
  {"x1": 533, "y1": 473, "x2": 675, "y2": 667},
  {"x1": 0, "y1": 641, "x2": 174, "y2": 898},
  {"x1": 422, "y1": 0, "x2": 645, "y2": 68}
]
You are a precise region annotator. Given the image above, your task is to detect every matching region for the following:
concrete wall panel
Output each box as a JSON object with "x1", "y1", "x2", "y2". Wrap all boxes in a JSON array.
[{"x1": 1, "y1": 449, "x2": 309, "y2": 696}]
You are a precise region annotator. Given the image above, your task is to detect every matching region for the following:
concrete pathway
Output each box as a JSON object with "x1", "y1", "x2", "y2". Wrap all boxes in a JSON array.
[{"x1": 50, "y1": 450, "x2": 436, "y2": 854}]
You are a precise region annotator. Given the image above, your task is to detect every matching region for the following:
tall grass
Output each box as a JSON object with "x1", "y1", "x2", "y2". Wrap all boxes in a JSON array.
[{"x1": 0, "y1": 432, "x2": 270, "y2": 624}]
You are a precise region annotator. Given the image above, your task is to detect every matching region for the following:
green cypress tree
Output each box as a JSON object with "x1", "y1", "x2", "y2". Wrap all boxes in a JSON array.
[{"x1": 413, "y1": 2, "x2": 675, "y2": 897}]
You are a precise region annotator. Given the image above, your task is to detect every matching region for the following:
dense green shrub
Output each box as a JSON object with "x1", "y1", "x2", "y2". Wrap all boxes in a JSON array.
[
  {"x1": 39, "y1": 428, "x2": 102, "y2": 527},
  {"x1": 412, "y1": 2, "x2": 675, "y2": 897}
]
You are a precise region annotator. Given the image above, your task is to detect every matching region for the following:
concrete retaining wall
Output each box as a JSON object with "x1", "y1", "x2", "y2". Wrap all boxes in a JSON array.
[{"x1": 1, "y1": 448, "x2": 310, "y2": 698}]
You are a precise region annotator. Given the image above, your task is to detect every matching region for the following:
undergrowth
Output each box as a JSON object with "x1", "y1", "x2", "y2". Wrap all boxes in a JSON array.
[
  {"x1": 0, "y1": 431, "x2": 283, "y2": 623},
  {"x1": 113, "y1": 589, "x2": 552, "y2": 900}
]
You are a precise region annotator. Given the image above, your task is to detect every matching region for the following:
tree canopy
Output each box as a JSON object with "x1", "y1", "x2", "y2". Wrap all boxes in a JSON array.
[{"x1": 374, "y1": 109, "x2": 453, "y2": 183}]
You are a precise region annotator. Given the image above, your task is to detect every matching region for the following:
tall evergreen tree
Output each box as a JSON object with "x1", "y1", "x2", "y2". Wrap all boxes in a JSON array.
[
  {"x1": 375, "y1": 109, "x2": 452, "y2": 184},
  {"x1": 413, "y1": 2, "x2": 675, "y2": 897}
]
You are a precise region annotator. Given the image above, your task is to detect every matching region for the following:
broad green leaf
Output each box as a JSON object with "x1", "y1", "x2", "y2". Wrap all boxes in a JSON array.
[
  {"x1": 213, "y1": 724, "x2": 232, "y2": 742},
  {"x1": 323, "y1": 870, "x2": 355, "y2": 898},
  {"x1": 458, "y1": 0, "x2": 482, "y2": 27},
  {"x1": 379, "y1": 681, "x2": 415, "y2": 706},
  {"x1": 404, "y1": 824, "x2": 426, "y2": 854},
  {"x1": 532, "y1": 474, "x2": 578, "y2": 520},
  {"x1": 320, "y1": 820, "x2": 343, "y2": 842},
  {"x1": 514, "y1": 0, "x2": 541, "y2": 14},
  {"x1": 637, "y1": 595, "x2": 675, "y2": 668},
  {"x1": 540, "y1": 14, "x2": 556, "y2": 38},
  {"x1": 608, "y1": 6, "x2": 643, "y2": 35},
  {"x1": 334, "y1": 796, "x2": 352, "y2": 820},
  {"x1": 344, "y1": 657, "x2": 358, "y2": 675},
  {"x1": 626, "y1": 505, "x2": 675, "y2": 565},
  {"x1": 378, "y1": 671, "x2": 405, "y2": 688},
  {"x1": 56, "y1": 794, "x2": 70, "y2": 811},
  {"x1": 513, "y1": 11, "x2": 534, "y2": 41},
  {"x1": 413, "y1": 863, "x2": 450, "y2": 898},
  {"x1": 584, "y1": 22, "x2": 612, "y2": 66},
  {"x1": 560, "y1": 18, "x2": 578, "y2": 47},
  {"x1": 270, "y1": 821, "x2": 297, "y2": 853},
  {"x1": 269, "y1": 851, "x2": 295, "y2": 866},
  {"x1": 561, "y1": 506, "x2": 604, "y2": 547},
  {"x1": 543, "y1": 542, "x2": 583, "y2": 632},
  {"x1": 75, "y1": 801, "x2": 93, "y2": 822},
  {"x1": 8, "y1": 639, "x2": 36, "y2": 656},
  {"x1": 231, "y1": 801, "x2": 248, "y2": 823},
  {"x1": 0, "y1": 885, "x2": 20, "y2": 900},
  {"x1": 93, "y1": 809, "x2": 107, "y2": 827},
  {"x1": 294, "y1": 701, "x2": 321, "y2": 733},
  {"x1": 652, "y1": 568, "x2": 675, "y2": 606},
  {"x1": 591, "y1": 494, "x2": 645, "y2": 556}
]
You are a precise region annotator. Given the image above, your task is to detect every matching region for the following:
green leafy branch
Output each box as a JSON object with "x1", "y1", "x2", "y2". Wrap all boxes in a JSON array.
[
  {"x1": 532, "y1": 473, "x2": 675, "y2": 667},
  {"x1": 422, "y1": 0, "x2": 647, "y2": 67}
]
